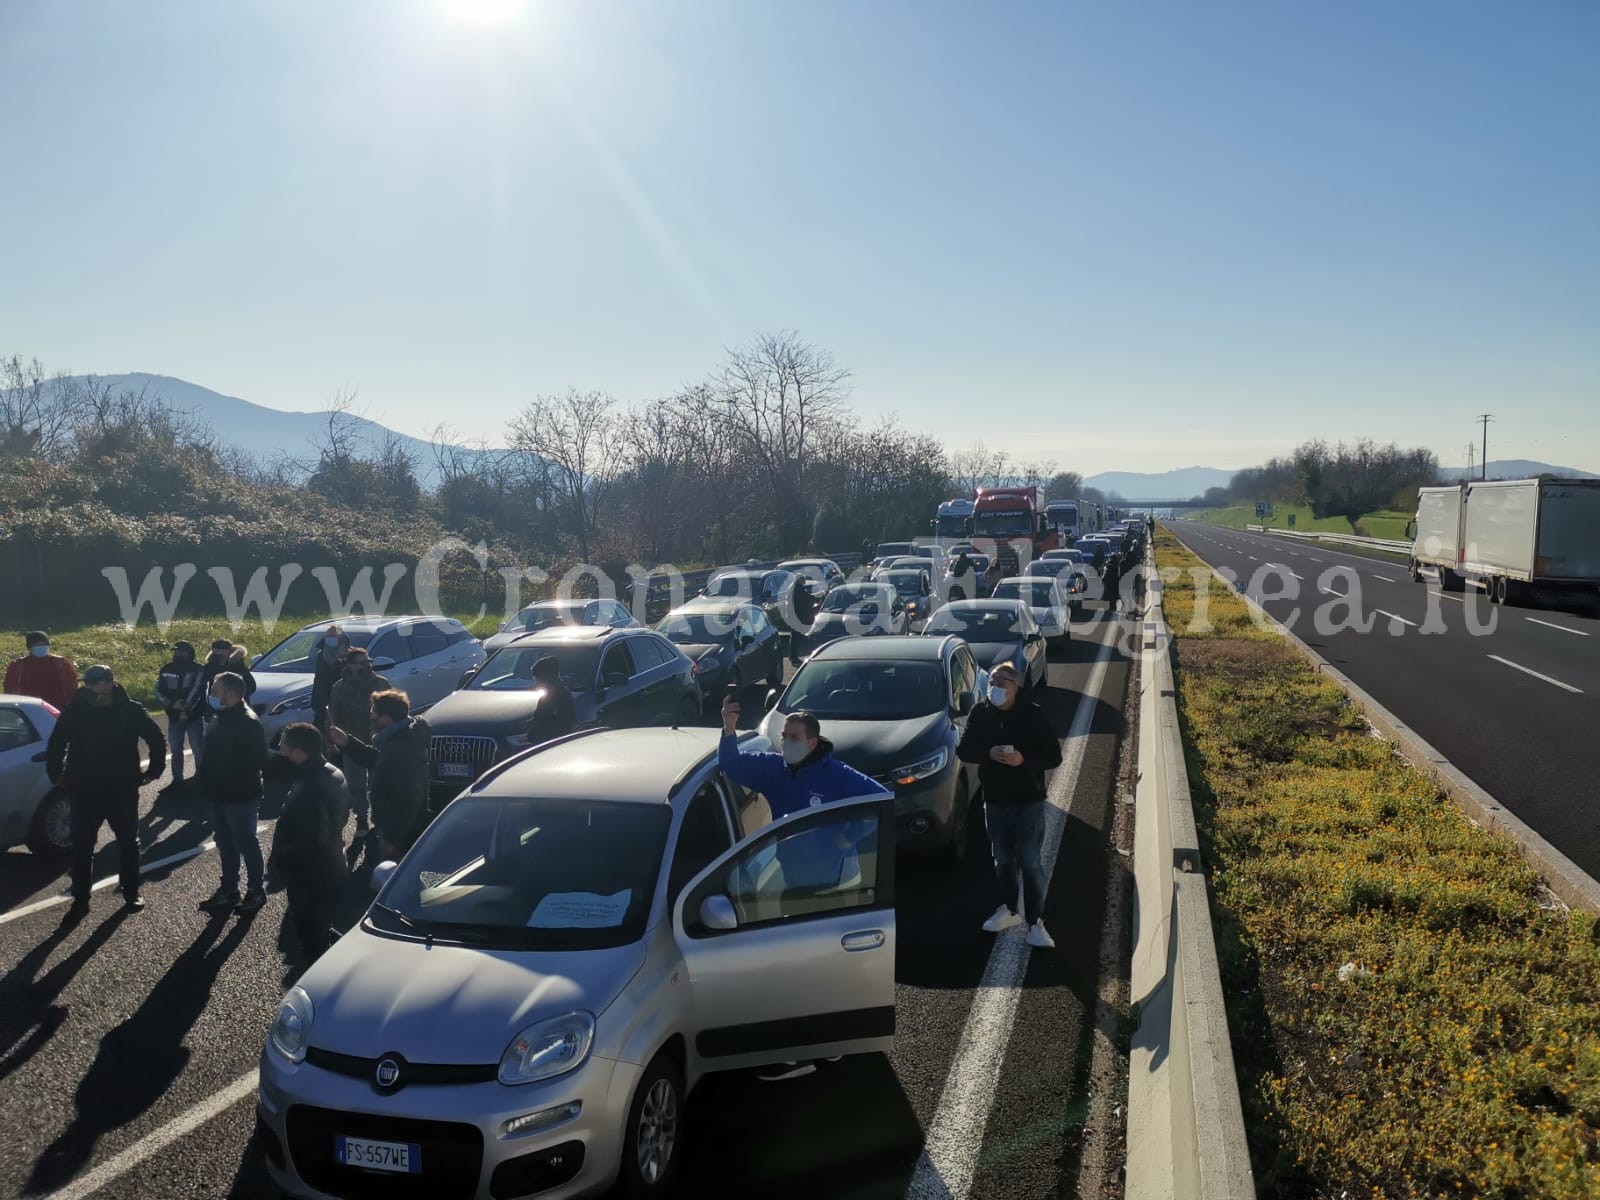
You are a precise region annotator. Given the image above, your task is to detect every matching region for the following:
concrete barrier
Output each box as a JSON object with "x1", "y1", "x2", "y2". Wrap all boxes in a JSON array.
[{"x1": 1126, "y1": 562, "x2": 1256, "y2": 1200}]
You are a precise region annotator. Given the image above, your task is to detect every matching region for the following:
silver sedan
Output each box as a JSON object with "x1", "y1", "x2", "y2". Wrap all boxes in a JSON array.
[
  {"x1": 257, "y1": 726, "x2": 895, "y2": 1199},
  {"x1": 0, "y1": 694, "x2": 69, "y2": 855}
]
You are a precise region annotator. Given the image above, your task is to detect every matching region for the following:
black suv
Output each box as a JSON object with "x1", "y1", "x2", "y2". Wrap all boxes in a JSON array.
[{"x1": 425, "y1": 626, "x2": 700, "y2": 807}]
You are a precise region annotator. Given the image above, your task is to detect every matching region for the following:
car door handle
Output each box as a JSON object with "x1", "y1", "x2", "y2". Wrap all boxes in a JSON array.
[{"x1": 841, "y1": 930, "x2": 885, "y2": 952}]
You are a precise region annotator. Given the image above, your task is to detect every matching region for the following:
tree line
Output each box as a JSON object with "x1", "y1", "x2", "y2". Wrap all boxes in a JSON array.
[{"x1": 1193, "y1": 439, "x2": 1441, "y2": 520}]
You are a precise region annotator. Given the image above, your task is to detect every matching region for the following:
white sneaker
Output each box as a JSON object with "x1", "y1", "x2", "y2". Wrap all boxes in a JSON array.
[
  {"x1": 1026, "y1": 920, "x2": 1055, "y2": 949},
  {"x1": 982, "y1": 906, "x2": 1023, "y2": 933}
]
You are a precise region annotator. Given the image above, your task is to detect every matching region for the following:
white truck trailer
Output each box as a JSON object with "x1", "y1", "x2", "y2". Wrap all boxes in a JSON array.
[{"x1": 1410, "y1": 478, "x2": 1600, "y2": 605}]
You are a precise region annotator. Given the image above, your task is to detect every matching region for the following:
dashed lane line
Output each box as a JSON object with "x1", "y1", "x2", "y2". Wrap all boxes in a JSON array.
[
  {"x1": 39, "y1": 1071, "x2": 259, "y2": 1200},
  {"x1": 1487, "y1": 655, "x2": 1583, "y2": 695},
  {"x1": 907, "y1": 635, "x2": 1116, "y2": 1200},
  {"x1": 1375, "y1": 609, "x2": 1418, "y2": 628},
  {"x1": 1525, "y1": 617, "x2": 1590, "y2": 637},
  {"x1": 1373, "y1": 575, "x2": 1397, "y2": 583}
]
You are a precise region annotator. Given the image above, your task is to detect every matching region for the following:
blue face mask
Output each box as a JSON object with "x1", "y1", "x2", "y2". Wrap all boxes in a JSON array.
[
  {"x1": 324, "y1": 637, "x2": 339, "y2": 647},
  {"x1": 30, "y1": 645, "x2": 48, "y2": 658},
  {"x1": 208, "y1": 695, "x2": 225, "y2": 712}
]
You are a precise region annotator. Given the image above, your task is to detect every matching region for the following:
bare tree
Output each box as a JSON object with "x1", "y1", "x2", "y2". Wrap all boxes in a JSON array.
[
  {"x1": 1017, "y1": 459, "x2": 1057, "y2": 491},
  {"x1": 509, "y1": 389, "x2": 623, "y2": 561},
  {"x1": 0, "y1": 356, "x2": 80, "y2": 459},
  {"x1": 949, "y1": 440, "x2": 1011, "y2": 495}
]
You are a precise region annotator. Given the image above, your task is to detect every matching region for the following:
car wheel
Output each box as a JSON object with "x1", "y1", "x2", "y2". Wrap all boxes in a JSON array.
[
  {"x1": 620, "y1": 1052, "x2": 684, "y2": 1198},
  {"x1": 940, "y1": 776, "x2": 971, "y2": 863},
  {"x1": 26, "y1": 788, "x2": 72, "y2": 856}
]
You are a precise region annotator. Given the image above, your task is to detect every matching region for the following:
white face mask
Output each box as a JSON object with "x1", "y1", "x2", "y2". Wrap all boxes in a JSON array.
[
  {"x1": 781, "y1": 738, "x2": 810, "y2": 766},
  {"x1": 987, "y1": 684, "x2": 1009, "y2": 707}
]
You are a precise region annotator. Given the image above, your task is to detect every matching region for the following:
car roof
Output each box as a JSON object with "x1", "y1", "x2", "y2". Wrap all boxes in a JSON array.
[
  {"x1": 301, "y1": 614, "x2": 465, "y2": 633},
  {"x1": 831, "y1": 582, "x2": 893, "y2": 595},
  {"x1": 778, "y1": 558, "x2": 833, "y2": 568},
  {"x1": 473, "y1": 727, "x2": 725, "y2": 806},
  {"x1": 504, "y1": 625, "x2": 618, "y2": 646},
  {"x1": 879, "y1": 567, "x2": 927, "y2": 578},
  {"x1": 517, "y1": 599, "x2": 590, "y2": 612},
  {"x1": 0, "y1": 693, "x2": 51, "y2": 708},
  {"x1": 940, "y1": 598, "x2": 1029, "y2": 612},
  {"x1": 810, "y1": 635, "x2": 952, "y2": 661},
  {"x1": 668, "y1": 597, "x2": 756, "y2": 617},
  {"x1": 995, "y1": 576, "x2": 1054, "y2": 587}
]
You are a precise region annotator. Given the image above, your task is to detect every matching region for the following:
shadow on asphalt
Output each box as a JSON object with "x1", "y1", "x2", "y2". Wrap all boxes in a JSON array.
[{"x1": 24, "y1": 911, "x2": 256, "y2": 1196}]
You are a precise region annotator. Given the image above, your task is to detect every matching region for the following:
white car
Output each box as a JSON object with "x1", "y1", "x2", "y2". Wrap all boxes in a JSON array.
[
  {"x1": 482, "y1": 599, "x2": 637, "y2": 657},
  {"x1": 0, "y1": 694, "x2": 68, "y2": 855},
  {"x1": 252, "y1": 616, "x2": 487, "y2": 742},
  {"x1": 991, "y1": 576, "x2": 1072, "y2": 648}
]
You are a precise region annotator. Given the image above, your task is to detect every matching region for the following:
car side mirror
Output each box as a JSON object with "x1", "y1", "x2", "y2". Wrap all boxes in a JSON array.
[
  {"x1": 699, "y1": 894, "x2": 738, "y2": 932},
  {"x1": 764, "y1": 687, "x2": 781, "y2": 711},
  {"x1": 739, "y1": 635, "x2": 755, "y2": 649},
  {"x1": 371, "y1": 657, "x2": 397, "y2": 671},
  {"x1": 250, "y1": 654, "x2": 263, "y2": 668},
  {"x1": 956, "y1": 690, "x2": 975, "y2": 716},
  {"x1": 370, "y1": 861, "x2": 398, "y2": 893},
  {"x1": 456, "y1": 669, "x2": 477, "y2": 690}
]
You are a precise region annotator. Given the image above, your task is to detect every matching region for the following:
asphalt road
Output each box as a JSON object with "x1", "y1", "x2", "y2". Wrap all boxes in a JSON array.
[
  {"x1": 0, "y1": 603, "x2": 1137, "y2": 1200},
  {"x1": 1168, "y1": 519, "x2": 1600, "y2": 880}
]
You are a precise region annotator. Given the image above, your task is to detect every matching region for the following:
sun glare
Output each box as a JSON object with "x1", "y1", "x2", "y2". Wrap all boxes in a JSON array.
[{"x1": 440, "y1": 0, "x2": 525, "y2": 26}]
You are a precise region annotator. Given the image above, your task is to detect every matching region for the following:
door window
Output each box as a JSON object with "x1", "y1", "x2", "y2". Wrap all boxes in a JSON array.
[
  {"x1": 668, "y1": 782, "x2": 734, "y2": 904},
  {"x1": 747, "y1": 608, "x2": 771, "y2": 636},
  {"x1": 631, "y1": 636, "x2": 672, "y2": 671},
  {"x1": 0, "y1": 707, "x2": 38, "y2": 753},
  {"x1": 599, "y1": 641, "x2": 637, "y2": 685},
  {"x1": 950, "y1": 648, "x2": 977, "y2": 708},
  {"x1": 687, "y1": 800, "x2": 887, "y2": 933},
  {"x1": 407, "y1": 623, "x2": 450, "y2": 660},
  {"x1": 368, "y1": 629, "x2": 416, "y2": 665},
  {"x1": 605, "y1": 601, "x2": 632, "y2": 626}
]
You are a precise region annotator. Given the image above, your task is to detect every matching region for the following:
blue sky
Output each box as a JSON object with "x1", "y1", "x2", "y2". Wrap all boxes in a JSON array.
[{"x1": 2, "y1": 0, "x2": 1596, "y2": 473}]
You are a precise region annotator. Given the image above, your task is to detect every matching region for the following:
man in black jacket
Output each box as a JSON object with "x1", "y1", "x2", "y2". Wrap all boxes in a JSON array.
[
  {"x1": 273, "y1": 723, "x2": 350, "y2": 966},
  {"x1": 524, "y1": 656, "x2": 577, "y2": 748},
  {"x1": 154, "y1": 641, "x2": 205, "y2": 795},
  {"x1": 955, "y1": 662, "x2": 1063, "y2": 949},
  {"x1": 46, "y1": 665, "x2": 167, "y2": 916},
  {"x1": 197, "y1": 671, "x2": 270, "y2": 914},
  {"x1": 329, "y1": 689, "x2": 430, "y2": 869}
]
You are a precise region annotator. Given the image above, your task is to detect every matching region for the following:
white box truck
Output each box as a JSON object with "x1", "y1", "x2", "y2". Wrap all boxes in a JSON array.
[{"x1": 1410, "y1": 478, "x2": 1600, "y2": 605}]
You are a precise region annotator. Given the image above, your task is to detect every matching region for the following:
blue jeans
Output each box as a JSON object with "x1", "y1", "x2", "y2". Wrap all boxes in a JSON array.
[
  {"x1": 341, "y1": 756, "x2": 369, "y2": 827},
  {"x1": 167, "y1": 715, "x2": 206, "y2": 783},
  {"x1": 986, "y1": 801, "x2": 1047, "y2": 924},
  {"x1": 212, "y1": 802, "x2": 263, "y2": 893}
]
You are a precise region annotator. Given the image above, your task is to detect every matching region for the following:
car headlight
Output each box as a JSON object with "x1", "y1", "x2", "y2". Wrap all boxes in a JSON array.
[
  {"x1": 270, "y1": 985, "x2": 314, "y2": 1063},
  {"x1": 692, "y1": 655, "x2": 724, "y2": 677},
  {"x1": 890, "y1": 747, "x2": 948, "y2": 786},
  {"x1": 269, "y1": 694, "x2": 314, "y2": 717},
  {"x1": 499, "y1": 1011, "x2": 596, "y2": 1086}
]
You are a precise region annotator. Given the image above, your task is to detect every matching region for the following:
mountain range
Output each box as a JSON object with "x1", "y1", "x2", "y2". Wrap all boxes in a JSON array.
[
  {"x1": 1082, "y1": 467, "x2": 1238, "y2": 500},
  {"x1": 1438, "y1": 460, "x2": 1597, "y2": 481}
]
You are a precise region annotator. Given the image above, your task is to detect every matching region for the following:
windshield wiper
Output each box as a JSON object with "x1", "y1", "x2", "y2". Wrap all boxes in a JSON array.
[{"x1": 372, "y1": 902, "x2": 425, "y2": 933}]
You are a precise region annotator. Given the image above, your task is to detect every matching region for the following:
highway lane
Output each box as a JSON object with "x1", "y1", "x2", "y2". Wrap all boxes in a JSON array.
[
  {"x1": 0, "y1": 607, "x2": 1136, "y2": 1200},
  {"x1": 1169, "y1": 520, "x2": 1600, "y2": 880}
]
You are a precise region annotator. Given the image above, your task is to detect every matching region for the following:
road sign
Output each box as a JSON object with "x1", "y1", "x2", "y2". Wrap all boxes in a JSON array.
[{"x1": 1254, "y1": 503, "x2": 1264, "y2": 518}]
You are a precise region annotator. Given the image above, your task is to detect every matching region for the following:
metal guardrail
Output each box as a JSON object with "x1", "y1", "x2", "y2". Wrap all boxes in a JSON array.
[
  {"x1": 1127, "y1": 552, "x2": 1256, "y2": 1200},
  {"x1": 1245, "y1": 525, "x2": 1412, "y2": 553}
]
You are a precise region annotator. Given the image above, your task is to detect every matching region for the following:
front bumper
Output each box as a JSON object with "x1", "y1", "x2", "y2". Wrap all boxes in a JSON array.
[
  {"x1": 878, "y1": 768, "x2": 960, "y2": 851},
  {"x1": 258, "y1": 1043, "x2": 638, "y2": 1200}
]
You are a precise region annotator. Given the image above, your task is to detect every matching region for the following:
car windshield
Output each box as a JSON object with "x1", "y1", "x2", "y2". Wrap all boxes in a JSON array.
[
  {"x1": 705, "y1": 573, "x2": 758, "y2": 598},
  {"x1": 935, "y1": 516, "x2": 970, "y2": 537},
  {"x1": 657, "y1": 612, "x2": 737, "y2": 644},
  {"x1": 875, "y1": 543, "x2": 913, "y2": 558},
  {"x1": 781, "y1": 659, "x2": 944, "y2": 720},
  {"x1": 823, "y1": 586, "x2": 887, "y2": 613},
  {"x1": 1026, "y1": 560, "x2": 1072, "y2": 578},
  {"x1": 973, "y1": 512, "x2": 1033, "y2": 537},
  {"x1": 880, "y1": 572, "x2": 927, "y2": 596},
  {"x1": 924, "y1": 607, "x2": 1024, "y2": 641},
  {"x1": 996, "y1": 582, "x2": 1058, "y2": 607},
  {"x1": 469, "y1": 644, "x2": 600, "y2": 692},
  {"x1": 511, "y1": 605, "x2": 582, "y2": 632},
  {"x1": 255, "y1": 628, "x2": 374, "y2": 672},
  {"x1": 372, "y1": 797, "x2": 671, "y2": 950}
]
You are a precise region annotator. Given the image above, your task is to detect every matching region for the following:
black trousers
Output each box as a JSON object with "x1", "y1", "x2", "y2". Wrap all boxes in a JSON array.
[
  {"x1": 287, "y1": 894, "x2": 335, "y2": 963},
  {"x1": 70, "y1": 787, "x2": 141, "y2": 899}
]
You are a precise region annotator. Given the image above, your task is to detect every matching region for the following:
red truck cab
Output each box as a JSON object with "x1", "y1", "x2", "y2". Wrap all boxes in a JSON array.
[{"x1": 972, "y1": 486, "x2": 1061, "y2": 573}]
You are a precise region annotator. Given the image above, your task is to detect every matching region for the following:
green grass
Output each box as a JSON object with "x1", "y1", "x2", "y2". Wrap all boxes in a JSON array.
[
  {"x1": 1155, "y1": 530, "x2": 1600, "y2": 1200},
  {"x1": 1189, "y1": 503, "x2": 1414, "y2": 542},
  {"x1": 4, "y1": 612, "x2": 499, "y2": 708}
]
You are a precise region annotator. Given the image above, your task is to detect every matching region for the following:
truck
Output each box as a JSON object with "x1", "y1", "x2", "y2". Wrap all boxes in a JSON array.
[
  {"x1": 972, "y1": 486, "x2": 1061, "y2": 574},
  {"x1": 1044, "y1": 499, "x2": 1093, "y2": 543},
  {"x1": 1410, "y1": 478, "x2": 1600, "y2": 605},
  {"x1": 932, "y1": 497, "x2": 974, "y2": 542}
]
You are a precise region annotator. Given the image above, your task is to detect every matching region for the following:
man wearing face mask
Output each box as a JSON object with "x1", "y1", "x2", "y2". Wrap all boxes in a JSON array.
[
  {"x1": 311, "y1": 625, "x2": 351, "y2": 731},
  {"x1": 183, "y1": 638, "x2": 238, "y2": 749},
  {"x1": 328, "y1": 689, "x2": 431, "y2": 867},
  {"x1": 154, "y1": 640, "x2": 206, "y2": 795},
  {"x1": 325, "y1": 647, "x2": 389, "y2": 840},
  {"x1": 196, "y1": 672, "x2": 270, "y2": 913},
  {"x1": 46, "y1": 665, "x2": 167, "y2": 917},
  {"x1": 5, "y1": 631, "x2": 79, "y2": 711},
  {"x1": 956, "y1": 662, "x2": 1063, "y2": 949}
]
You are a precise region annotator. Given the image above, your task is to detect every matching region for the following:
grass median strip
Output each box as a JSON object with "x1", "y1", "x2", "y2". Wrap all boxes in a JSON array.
[{"x1": 1155, "y1": 529, "x2": 1600, "y2": 1200}]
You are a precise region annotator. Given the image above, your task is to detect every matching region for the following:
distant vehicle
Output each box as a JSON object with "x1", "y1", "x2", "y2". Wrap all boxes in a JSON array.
[
  {"x1": 991, "y1": 576, "x2": 1072, "y2": 647},
  {"x1": 251, "y1": 616, "x2": 486, "y2": 742},
  {"x1": 1039, "y1": 547, "x2": 1084, "y2": 563},
  {"x1": 870, "y1": 541, "x2": 917, "y2": 569},
  {"x1": 657, "y1": 598, "x2": 784, "y2": 702},
  {"x1": 483, "y1": 598, "x2": 637, "y2": 656},
  {"x1": 259, "y1": 726, "x2": 896, "y2": 1200},
  {"x1": 867, "y1": 555, "x2": 928, "y2": 581},
  {"x1": 1044, "y1": 500, "x2": 1086, "y2": 543},
  {"x1": 777, "y1": 558, "x2": 846, "y2": 602},
  {"x1": 876, "y1": 568, "x2": 939, "y2": 627},
  {"x1": 760, "y1": 635, "x2": 983, "y2": 858},
  {"x1": 426, "y1": 626, "x2": 699, "y2": 808},
  {"x1": 933, "y1": 497, "x2": 975, "y2": 542},
  {"x1": 1074, "y1": 537, "x2": 1113, "y2": 572},
  {"x1": 0, "y1": 694, "x2": 68, "y2": 855},
  {"x1": 807, "y1": 583, "x2": 910, "y2": 648},
  {"x1": 1023, "y1": 557, "x2": 1087, "y2": 614},
  {"x1": 1411, "y1": 479, "x2": 1600, "y2": 605},
  {"x1": 702, "y1": 569, "x2": 801, "y2": 629},
  {"x1": 920, "y1": 600, "x2": 1047, "y2": 694},
  {"x1": 972, "y1": 486, "x2": 1062, "y2": 574}
]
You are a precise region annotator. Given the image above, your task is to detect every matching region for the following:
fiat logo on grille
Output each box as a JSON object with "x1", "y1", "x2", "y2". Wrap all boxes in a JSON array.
[{"x1": 375, "y1": 1058, "x2": 401, "y2": 1089}]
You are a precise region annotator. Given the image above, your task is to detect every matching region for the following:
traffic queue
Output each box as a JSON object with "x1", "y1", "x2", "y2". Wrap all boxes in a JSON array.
[{"x1": 5, "y1": 514, "x2": 1153, "y2": 1200}]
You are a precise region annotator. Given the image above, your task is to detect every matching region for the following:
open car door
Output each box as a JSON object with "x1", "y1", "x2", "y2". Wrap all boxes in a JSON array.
[{"x1": 672, "y1": 793, "x2": 895, "y2": 1074}]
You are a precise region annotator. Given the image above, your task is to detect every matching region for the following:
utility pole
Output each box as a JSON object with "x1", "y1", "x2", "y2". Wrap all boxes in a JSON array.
[
  {"x1": 1465, "y1": 442, "x2": 1475, "y2": 478},
  {"x1": 1476, "y1": 413, "x2": 1494, "y2": 480}
]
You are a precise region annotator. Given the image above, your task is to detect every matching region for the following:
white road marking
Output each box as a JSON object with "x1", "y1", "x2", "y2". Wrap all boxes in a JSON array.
[
  {"x1": 1267, "y1": 564, "x2": 1303, "y2": 579},
  {"x1": 908, "y1": 637, "x2": 1114, "y2": 1200},
  {"x1": 40, "y1": 1070, "x2": 259, "y2": 1200},
  {"x1": 1525, "y1": 617, "x2": 1589, "y2": 637},
  {"x1": 1307, "y1": 556, "x2": 1324, "y2": 562},
  {"x1": 1373, "y1": 575, "x2": 1397, "y2": 583},
  {"x1": 0, "y1": 824, "x2": 268, "y2": 926},
  {"x1": 1487, "y1": 655, "x2": 1583, "y2": 694},
  {"x1": 1246, "y1": 554, "x2": 1259, "y2": 561},
  {"x1": 1375, "y1": 609, "x2": 1417, "y2": 627},
  {"x1": 1318, "y1": 585, "x2": 1348, "y2": 598},
  {"x1": 1439, "y1": 593, "x2": 1464, "y2": 603}
]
